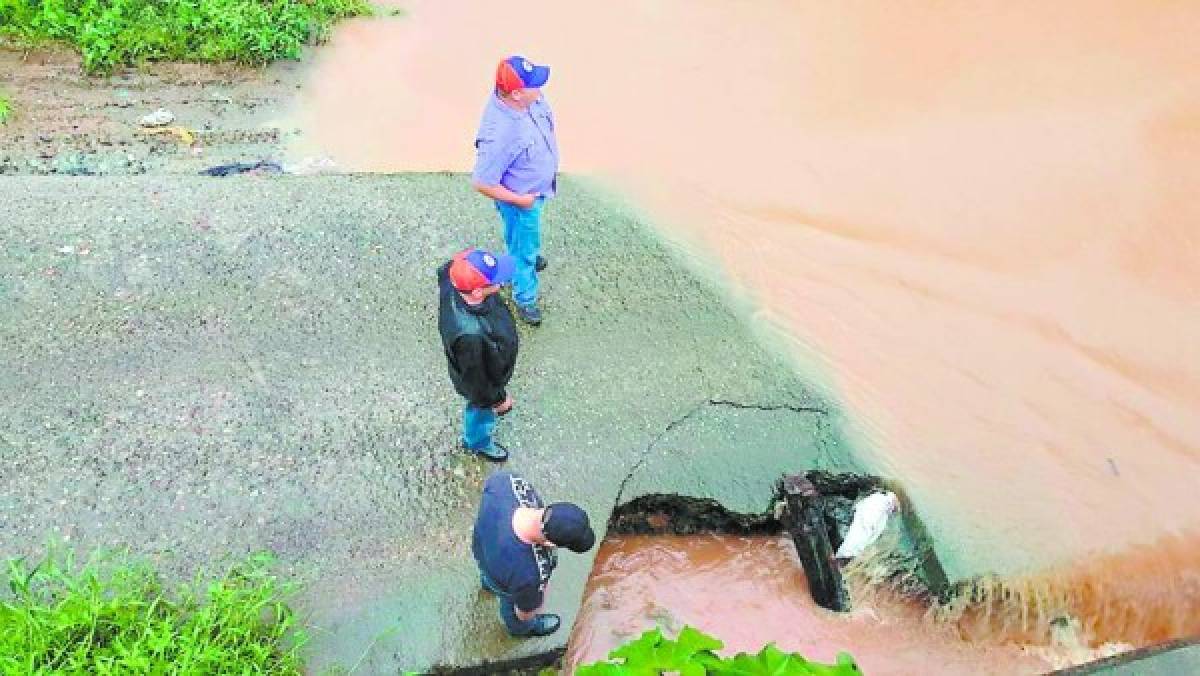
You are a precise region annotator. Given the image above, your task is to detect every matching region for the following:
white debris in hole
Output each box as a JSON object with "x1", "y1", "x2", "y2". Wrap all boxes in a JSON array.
[{"x1": 835, "y1": 491, "x2": 899, "y2": 559}]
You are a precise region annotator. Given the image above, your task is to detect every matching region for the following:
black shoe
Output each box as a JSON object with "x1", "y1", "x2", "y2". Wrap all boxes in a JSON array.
[
  {"x1": 517, "y1": 304, "x2": 542, "y2": 326},
  {"x1": 462, "y1": 441, "x2": 508, "y2": 462},
  {"x1": 522, "y1": 613, "x2": 561, "y2": 637},
  {"x1": 535, "y1": 255, "x2": 547, "y2": 272}
]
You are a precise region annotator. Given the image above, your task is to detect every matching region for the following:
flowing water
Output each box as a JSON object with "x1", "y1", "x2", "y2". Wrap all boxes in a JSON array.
[
  {"x1": 291, "y1": 0, "x2": 1200, "y2": 648},
  {"x1": 563, "y1": 535, "x2": 1054, "y2": 674}
]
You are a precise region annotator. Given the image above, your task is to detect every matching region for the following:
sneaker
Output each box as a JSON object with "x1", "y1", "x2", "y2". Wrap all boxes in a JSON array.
[
  {"x1": 517, "y1": 304, "x2": 542, "y2": 326},
  {"x1": 535, "y1": 255, "x2": 547, "y2": 272},
  {"x1": 522, "y1": 613, "x2": 561, "y2": 637},
  {"x1": 463, "y1": 441, "x2": 508, "y2": 462}
]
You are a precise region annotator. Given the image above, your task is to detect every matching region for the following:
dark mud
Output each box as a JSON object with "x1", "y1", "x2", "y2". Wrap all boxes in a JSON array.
[{"x1": 427, "y1": 648, "x2": 563, "y2": 676}]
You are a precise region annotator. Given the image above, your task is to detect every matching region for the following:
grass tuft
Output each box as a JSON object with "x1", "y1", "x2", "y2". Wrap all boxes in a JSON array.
[
  {"x1": 0, "y1": 0, "x2": 370, "y2": 73},
  {"x1": 0, "y1": 93, "x2": 11, "y2": 124},
  {"x1": 0, "y1": 546, "x2": 306, "y2": 674}
]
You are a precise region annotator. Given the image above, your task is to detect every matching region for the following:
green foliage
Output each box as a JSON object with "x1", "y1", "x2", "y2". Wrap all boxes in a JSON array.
[
  {"x1": 576, "y1": 626, "x2": 862, "y2": 676},
  {"x1": 0, "y1": 0, "x2": 370, "y2": 73},
  {"x1": 0, "y1": 547, "x2": 307, "y2": 674},
  {"x1": 0, "y1": 93, "x2": 10, "y2": 124}
]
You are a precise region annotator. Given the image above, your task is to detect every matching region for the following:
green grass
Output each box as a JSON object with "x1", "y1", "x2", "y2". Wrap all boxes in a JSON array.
[
  {"x1": 0, "y1": 93, "x2": 11, "y2": 124},
  {"x1": 0, "y1": 0, "x2": 370, "y2": 73},
  {"x1": 1, "y1": 547, "x2": 307, "y2": 674}
]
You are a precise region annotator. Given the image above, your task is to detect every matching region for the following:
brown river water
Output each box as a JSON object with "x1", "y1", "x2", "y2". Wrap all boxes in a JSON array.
[
  {"x1": 291, "y1": 0, "x2": 1200, "y2": 650},
  {"x1": 563, "y1": 535, "x2": 1056, "y2": 674}
]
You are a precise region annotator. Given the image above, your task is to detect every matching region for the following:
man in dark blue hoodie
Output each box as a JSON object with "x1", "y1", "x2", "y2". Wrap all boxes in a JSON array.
[
  {"x1": 437, "y1": 248, "x2": 519, "y2": 462},
  {"x1": 473, "y1": 472, "x2": 595, "y2": 636}
]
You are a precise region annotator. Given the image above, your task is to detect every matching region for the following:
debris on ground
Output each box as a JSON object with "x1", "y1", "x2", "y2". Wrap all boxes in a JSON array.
[
  {"x1": 199, "y1": 160, "x2": 284, "y2": 177},
  {"x1": 139, "y1": 108, "x2": 176, "y2": 127},
  {"x1": 138, "y1": 126, "x2": 195, "y2": 145},
  {"x1": 835, "y1": 491, "x2": 899, "y2": 559}
]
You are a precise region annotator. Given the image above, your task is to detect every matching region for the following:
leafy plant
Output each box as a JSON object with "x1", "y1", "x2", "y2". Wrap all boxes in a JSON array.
[
  {"x1": 0, "y1": 93, "x2": 11, "y2": 124},
  {"x1": 0, "y1": 546, "x2": 307, "y2": 674},
  {"x1": 576, "y1": 626, "x2": 862, "y2": 676},
  {"x1": 0, "y1": 0, "x2": 371, "y2": 73}
]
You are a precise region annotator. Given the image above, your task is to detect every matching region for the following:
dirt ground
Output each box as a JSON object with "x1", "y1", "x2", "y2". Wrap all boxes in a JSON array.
[{"x1": 0, "y1": 47, "x2": 314, "y2": 175}]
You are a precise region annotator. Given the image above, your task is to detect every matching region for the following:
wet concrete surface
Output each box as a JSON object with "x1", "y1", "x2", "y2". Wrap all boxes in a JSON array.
[{"x1": 0, "y1": 174, "x2": 846, "y2": 672}]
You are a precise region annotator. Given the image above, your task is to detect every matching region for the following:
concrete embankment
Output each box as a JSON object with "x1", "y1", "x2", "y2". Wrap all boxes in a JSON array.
[{"x1": 0, "y1": 174, "x2": 856, "y2": 671}]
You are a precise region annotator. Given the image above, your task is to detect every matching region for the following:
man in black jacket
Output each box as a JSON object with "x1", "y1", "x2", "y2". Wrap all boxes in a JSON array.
[{"x1": 438, "y1": 248, "x2": 519, "y2": 462}]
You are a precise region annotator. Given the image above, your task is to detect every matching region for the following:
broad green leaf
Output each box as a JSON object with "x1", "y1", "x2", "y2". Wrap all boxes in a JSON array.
[
  {"x1": 576, "y1": 663, "x2": 632, "y2": 676},
  {"x1": 610, "y1": 627, "x2": 664, "y2": 663},
  {"x1": 804, "y1": 652, "x2": 862, "y2": 675},
  {"x1": 710, "y1": 644, "x2": 812, "y2": 676},
  {"x1": 673, "y1": 625, "x2": 724, "y2": 656}
]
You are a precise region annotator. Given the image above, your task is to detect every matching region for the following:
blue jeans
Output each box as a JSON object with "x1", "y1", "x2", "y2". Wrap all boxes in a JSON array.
[
  {"x1": 463, "y1": 402, "x2": 497, "y2": 451},
  {"x1": 480, "y1": 569, "x2": 540, "y2": 635},
  {"x1": 495, "y1": 197, "x2": 544, "y2": 308}
]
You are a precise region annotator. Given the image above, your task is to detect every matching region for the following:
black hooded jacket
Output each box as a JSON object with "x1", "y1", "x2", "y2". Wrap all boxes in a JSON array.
[{"x1": 437, "y1": 262, "x2": 519, "y2": 408}]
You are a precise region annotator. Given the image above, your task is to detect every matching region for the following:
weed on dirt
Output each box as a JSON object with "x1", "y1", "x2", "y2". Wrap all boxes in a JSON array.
[
  {"x1": 0, "y1": 547, "x2": 306, "y2": 673},
  {"x1": 0, "y1": 0, "x2": 370, "y2": 73}
]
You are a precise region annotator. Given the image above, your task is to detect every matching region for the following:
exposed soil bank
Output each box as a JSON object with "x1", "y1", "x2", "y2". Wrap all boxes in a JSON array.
[
  {"x1": 0, "y1": 174, "x2": 845, "y2": 672},
  {"x1": 0, "y1": 48, "x2": 300, "y2": 175}
]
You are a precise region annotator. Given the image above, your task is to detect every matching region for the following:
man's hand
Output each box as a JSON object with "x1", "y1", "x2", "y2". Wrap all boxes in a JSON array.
[
  {"x1": 493, "y1": 394, "x2": 515, "y2": 416},
  {"x1": 472, "y1": 181, "x2": 537, "y2": 209}
]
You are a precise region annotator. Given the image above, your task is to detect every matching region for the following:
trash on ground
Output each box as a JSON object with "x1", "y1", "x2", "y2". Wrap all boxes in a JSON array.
[
  {"x1": 835, "y1": 490, "x2": 899, "y2": 559},
  {"x1": 138, "y1": 126, "x2": 195, "y2": 146},
  {"x1": 138, "y1": 108, "x2": 175, "y2": 127},
  {"x1": 199, "y1": 160, "x2": 284, "y2": 177}
]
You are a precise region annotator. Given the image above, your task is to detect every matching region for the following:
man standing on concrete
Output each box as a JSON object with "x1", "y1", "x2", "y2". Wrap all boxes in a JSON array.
[
  {"x1": 473, "y1": 472, "x2": 595, "y2": 636},
  {"x1": 437, "y1": 248, "x2": 519, "y2": 462},
  {"x1": 471, "y1": 55, "x2": 560, "y2": 326}
]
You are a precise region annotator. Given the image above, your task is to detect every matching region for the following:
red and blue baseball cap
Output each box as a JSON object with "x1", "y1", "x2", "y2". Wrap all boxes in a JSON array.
[
  {"x1": 496, "y1": 55, "x2": 550, "y2": 94},
  {"x1": 449, "y1": 248, "x2": 516, "y2": 292}
]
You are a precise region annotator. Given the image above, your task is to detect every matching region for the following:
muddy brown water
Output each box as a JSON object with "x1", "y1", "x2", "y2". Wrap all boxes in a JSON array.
[
  {"x1": 291, "y1": 0, "x2": 1200, "y2": 653},
  {"x1": 563, "y1": 535, "x2": 1054, "y2": 674}
]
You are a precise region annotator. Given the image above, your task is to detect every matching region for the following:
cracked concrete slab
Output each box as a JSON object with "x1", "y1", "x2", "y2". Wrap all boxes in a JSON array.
[
  {"x1": 616, "y1": 400, "x2": 859, "y2": 515},
  {"x1": 0, "y1": 174, "x2": 855, "y2": 672}
]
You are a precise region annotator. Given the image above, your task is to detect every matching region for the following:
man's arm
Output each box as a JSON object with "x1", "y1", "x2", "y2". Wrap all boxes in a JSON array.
[
  {"x1": 473, "y1": 181, "x2": 537, "y2": 208},
  {"x1": 472, "y1": 135, "x2": 536, "y2": 207}
]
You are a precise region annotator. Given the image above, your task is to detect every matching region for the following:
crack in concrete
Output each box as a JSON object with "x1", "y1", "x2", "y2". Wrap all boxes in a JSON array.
[
  {"x1": 612, "y1": 397, "x2": 829, "y2": 510},
  {"x1": 706, "y1": 398, "x2": 828, "y2": 416}
]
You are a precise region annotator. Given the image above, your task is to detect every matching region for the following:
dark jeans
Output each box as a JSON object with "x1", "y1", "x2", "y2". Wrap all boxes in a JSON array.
[{"x1": 479, "y1": 569, "x2": 540, "y2": 636}]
